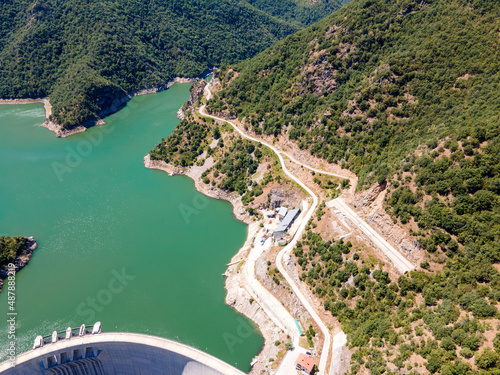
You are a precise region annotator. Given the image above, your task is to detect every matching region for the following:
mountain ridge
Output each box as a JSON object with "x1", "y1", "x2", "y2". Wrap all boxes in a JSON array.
[{"x1": 0, "y1": 0, "x2": 343, "y2": 129}]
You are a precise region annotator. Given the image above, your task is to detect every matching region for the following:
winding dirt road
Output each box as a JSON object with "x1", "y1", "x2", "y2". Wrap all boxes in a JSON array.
[
  {"x1": 199, "y1": 82, "x2": 414, "y2": 373},
  {"x1": 200, "y1": 86, "x2": 332, "y2": 374}
]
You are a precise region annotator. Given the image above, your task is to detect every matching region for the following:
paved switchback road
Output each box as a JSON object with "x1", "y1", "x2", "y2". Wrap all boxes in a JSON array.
[
  {"x1": 199, "y1": 81, "x2": 413, "y2": 372},
  {"x1": 199, "y1": 86, "x2": 332, "y2": 374}
]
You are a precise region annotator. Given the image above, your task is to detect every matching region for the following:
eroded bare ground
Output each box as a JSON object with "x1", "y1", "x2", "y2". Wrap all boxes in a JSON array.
[
  {"x1": 283, "y1": 158, "x2": 412, "y2": 278},
  {"x1": 207, "y1": 84, "x2": 423, "y2": 269},
  {"x1": 351, "y1": 184, "x2": 425, "y2": 265},
  {"x1": 255, "y1": 242, "x2": 319, "y2": 365}
]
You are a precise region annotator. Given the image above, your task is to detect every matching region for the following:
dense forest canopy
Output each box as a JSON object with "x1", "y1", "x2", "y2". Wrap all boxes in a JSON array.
[
  {"x1": 210, "y1": 0, "x2": 499, "y2": 187},
  {"x1": 0, "y1": 0, "x2": 343, "y2": 129},
  {"x1": 209, "y1": 0, "x2": 500, "y2": 284},
  {"x1": 244, "y1": 0, "x2": 346, "y2": 28}
]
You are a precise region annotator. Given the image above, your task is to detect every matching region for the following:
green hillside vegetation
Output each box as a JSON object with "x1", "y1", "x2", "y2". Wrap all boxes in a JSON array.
[
  {"x1": 295, "y1": 215, "x2": 500, "y2": 374},
  {"x1": 150, "y1": 119, "x2": 262, "y2": 196},
  {"x1": 0, "y1": 236, "x2": 27, "y2": 267},
  {"x1": 209, "y1": 0, "x2": 500, "y2": 271},
  {"x1": 244, "y1": 0, "x2": 344, "y2": 28},
  {"x1": 0, "y1": 0, "x2": 344, "y2": 129},
  {"x1": 149, "y1": 115, "x2": 293, "y2": 207},
  {"x1": 204, "y1": 0, "x2": 500, "y2": 372},
  {"x1": 209, "y1": 0, "x2": 499, "y2": 187}
]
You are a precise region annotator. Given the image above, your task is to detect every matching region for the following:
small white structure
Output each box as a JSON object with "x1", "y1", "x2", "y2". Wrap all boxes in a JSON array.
[
  {"x1": 51, "y1": 331, "x2": 58, "y2": 343},
  {"x1": 265, "y1": 210, "x2": 275, "y2": 218},
  {"x1": 78, "y1": 324, "x2": 86, "y2": 337},
  {"x1": 278, "y1": 207, "x2": 287, "y2": 220},
  {"x1": 33, "y1": 336, "x2": 44, "y2": 349},
  {"x1": 92, "y1": 321, "x2": 102, "y2": 334},
  {"x1": 65, "y1": 327, "x2": 72, "y2": 340}
]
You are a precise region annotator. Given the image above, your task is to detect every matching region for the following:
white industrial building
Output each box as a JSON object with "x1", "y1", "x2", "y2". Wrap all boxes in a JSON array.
[{"x1": 274, "y1": 208, "x2": 300, "y2": 238}]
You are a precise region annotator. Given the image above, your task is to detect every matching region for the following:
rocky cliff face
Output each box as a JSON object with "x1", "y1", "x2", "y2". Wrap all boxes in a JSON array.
[{"x1": 177, "y1": 80, "x2": 208, "y2": 120}]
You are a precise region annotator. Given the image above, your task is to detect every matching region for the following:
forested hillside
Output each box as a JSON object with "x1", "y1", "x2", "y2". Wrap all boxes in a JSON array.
[
  {"x1": 0, "y1": 0, "x2": 343, "y2": 129},
  {"x1": 244, "y1": 0, "x2": 345, "y2": 28},
  {"x1": 205, "y1": 0, "x2": 500, "y2": 373},
  {"x1": 209, "y1": 0, "x2": 500, "y2": 269},
  {"x1": 210, "y1": 0, "x2": 499, "y2": 187}
]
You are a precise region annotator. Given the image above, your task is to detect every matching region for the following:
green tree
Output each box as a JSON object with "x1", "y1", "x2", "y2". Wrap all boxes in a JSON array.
[{"x1": 476, "y1": 348, "x2": 499, "y2": 370}]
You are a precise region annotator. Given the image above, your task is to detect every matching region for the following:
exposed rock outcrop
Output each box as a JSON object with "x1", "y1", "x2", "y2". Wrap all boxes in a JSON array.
[
  {"x1": 366, "y1": 211, "x2": 422, "y2": 261},
  {"x1": 351, "y1": 183, "x2": 382, "y2": 209},
  {"x1": 3, "y1": 77, "x2": 199, "y2": 138},
  {"x1": 224, "y1": 225, "x2": 289, "y2": 374},
  {"x1": 268, "y1": 188, "x2": 303, "y2": 210},
  {"x1": 351, "y1": 184, "x2": 423, "y2": 262},
  {"x1": 0, "y1": 236, "x2": 38, "y2": 292},
  {"x1": 177, "y1": 80, "x2": 208, "y2": 120}
]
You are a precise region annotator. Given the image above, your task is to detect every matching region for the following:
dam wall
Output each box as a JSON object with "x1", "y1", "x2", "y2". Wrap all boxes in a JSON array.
[{"x1": 0, "y1": 332, "x2": 246, "y2": 375}]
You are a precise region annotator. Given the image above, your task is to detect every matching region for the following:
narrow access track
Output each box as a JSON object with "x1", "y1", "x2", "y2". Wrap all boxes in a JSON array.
[
  {"x1": 280, "y1": 154, "x2": 414, "y2": 273},
  {"x1": 330, "y1": 198, "x2": 414, "y2": 273},
  {"x1": 200, "y1": 86, "x2": 331, "y2": 374},
  {"x1": 243, "y1": 223, "x2": 301, "y2": 348},
  {"x1": 200, "y1": 83, "x2": 414, "y2": 371}
]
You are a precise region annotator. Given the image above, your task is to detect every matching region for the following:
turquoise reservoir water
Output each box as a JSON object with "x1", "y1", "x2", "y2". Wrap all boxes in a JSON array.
[{"x1": 0, "y1": 83, "x2": 262, "y2": 370}]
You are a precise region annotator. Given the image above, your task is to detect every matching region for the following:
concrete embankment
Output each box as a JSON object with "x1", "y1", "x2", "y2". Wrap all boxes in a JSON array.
[{"x1": 0, "y1": 332, "x2": 245, "y2": 375}]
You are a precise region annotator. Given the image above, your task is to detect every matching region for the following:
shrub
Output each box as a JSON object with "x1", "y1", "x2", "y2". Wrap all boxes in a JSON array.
[
  {"x1": 459, "y1": 347, "x2": 474, "y2": 359},
  {"x1": 476, "y1": 348, "x2": 499, "y2": 369}
]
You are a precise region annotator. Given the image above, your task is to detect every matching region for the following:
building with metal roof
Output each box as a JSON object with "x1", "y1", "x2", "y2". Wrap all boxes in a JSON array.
[
  {"x1": 273, "y1": 208, "x2": 300, "y2": 238},
  {"x1": 278, "y1": 207, "x2": 288, "y2": 219}
]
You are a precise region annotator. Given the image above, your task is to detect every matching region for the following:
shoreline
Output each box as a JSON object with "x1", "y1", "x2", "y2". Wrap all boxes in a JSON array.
[
  {"x1": 0, "y1": 77, "x2": 199, "y2": 138},
  {"x1": 144, "y1": 155, "x2": 285, "y2": 374},
  {"x1": 144, "y1": 154, "x2": 251, "y2": 224}
]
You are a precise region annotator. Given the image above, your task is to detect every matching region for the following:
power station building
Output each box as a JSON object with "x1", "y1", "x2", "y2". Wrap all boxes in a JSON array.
[{"x1": 273, "y1": 208, "x2": 300, "y2": 238}]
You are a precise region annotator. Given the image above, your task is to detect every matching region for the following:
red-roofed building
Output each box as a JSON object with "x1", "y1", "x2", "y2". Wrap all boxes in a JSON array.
[{"x1": 295, "y1": 353, "x2": 315, "y2": 374}]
